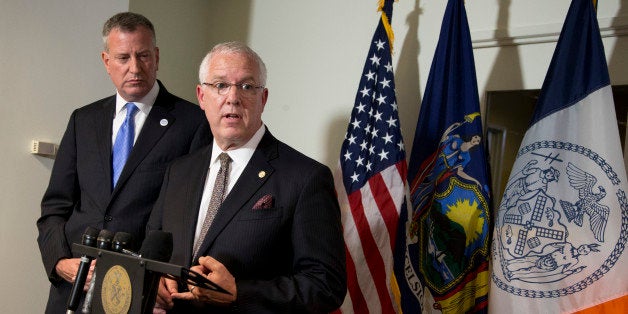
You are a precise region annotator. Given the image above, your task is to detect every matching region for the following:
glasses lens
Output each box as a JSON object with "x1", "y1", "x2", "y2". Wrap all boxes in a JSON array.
[{"x1": 210, "y1": 83, "x2": 261, "y2": 96}]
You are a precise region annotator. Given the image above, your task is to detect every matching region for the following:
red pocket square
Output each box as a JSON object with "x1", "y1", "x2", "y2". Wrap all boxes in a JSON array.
[{"x1": 252, "y1": 194, "x2": 274, "y2": 210}]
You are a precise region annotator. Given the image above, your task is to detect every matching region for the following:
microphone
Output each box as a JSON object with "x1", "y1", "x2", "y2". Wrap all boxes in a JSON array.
[
  {"x1": 140, "y1": 230, "x2": 173, "y2": 312},
  {"x1": 95, "y1": 229, "x2": 114, "y2": 251},
  {"x1": 112, "y1": 232, "x2": 134, "y2": 253},
  {"x1": 139, "y1": 230, "x2": 173, "y2": 262},
  {"x1": 66, "y1": 227, "x2": 100, "y2": 314},
  {"x1": 82, "y1": 231, "x2": 131, "y2": 313}
]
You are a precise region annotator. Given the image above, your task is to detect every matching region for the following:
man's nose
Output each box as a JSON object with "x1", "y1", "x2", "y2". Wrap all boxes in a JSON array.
[{"x1": 129, "y1": 56, "x2": 141, "y2": 73}]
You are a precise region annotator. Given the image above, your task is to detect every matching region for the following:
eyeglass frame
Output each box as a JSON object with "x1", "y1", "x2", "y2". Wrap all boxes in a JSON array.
[{"x1": 201, "y1": 82, "x2": 265, "y2": 96}]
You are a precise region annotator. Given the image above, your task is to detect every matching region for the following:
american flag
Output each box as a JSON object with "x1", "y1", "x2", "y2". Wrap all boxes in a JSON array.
[{"x1": 334, "y1": 1, "x2": 407, "y2": 313}]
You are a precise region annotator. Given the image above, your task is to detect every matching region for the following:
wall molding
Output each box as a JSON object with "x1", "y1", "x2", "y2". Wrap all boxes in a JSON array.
[{"x1": 472, "y1": 15, "x2": 628, "y2": 48}]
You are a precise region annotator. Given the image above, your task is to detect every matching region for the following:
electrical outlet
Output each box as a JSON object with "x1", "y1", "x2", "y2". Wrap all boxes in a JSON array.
[{"x1": 31, "y1": 140, "x2": 58, "y2": 158}]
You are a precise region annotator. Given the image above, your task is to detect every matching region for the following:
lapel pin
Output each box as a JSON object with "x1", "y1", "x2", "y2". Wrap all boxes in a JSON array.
[
  {"x1": 258, "y1": 171, "x2": 266, "y2": 178},
  {"x1": 160, "y1": 119, "x2": 168, "y2": 126}
]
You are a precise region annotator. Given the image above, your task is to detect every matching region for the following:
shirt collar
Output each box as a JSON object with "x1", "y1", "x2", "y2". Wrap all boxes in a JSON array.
[
  {"x1": 210, "y1": 124, "x2": 266, "y2": 165},
  {"x1": 115, "y1": 81, "x2": 159, "y2": 116}
]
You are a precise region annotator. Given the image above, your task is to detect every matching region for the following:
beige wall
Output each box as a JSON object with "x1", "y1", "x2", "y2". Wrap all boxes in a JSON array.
[
  {"x1": 2, "y1": 0, "x2": 627, "y2": 312},
  {"x1": 0, "y1": 1, "x2": 129, "y2": 312}
]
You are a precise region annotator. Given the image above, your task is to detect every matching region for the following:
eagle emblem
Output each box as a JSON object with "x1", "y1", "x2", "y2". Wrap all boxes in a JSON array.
[{"x1": 559, "y1": 162, "x2": 610, "y2": 242}]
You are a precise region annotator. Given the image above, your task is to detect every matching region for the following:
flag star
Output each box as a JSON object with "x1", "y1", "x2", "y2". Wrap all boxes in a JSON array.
[
  {"x1": 378, "y1": 149, "x2": 389, "y2": 161},
  {"x1": 364, "y1": 123, "x2": 371, "y2": 134},
  {"x1": 356, "y1": 103, "x2": 366, "y2": 113},
  {"x1": 384, "y1": 62, "x2": 393, "y2": 72},
  {"x1": 390, "y1": 101, "x2": 398, "y2": 111},
  {"x1": 386, "y1": 116, "x2": 397, "y2": 127},
  {"x1": 355, "y1": 156, "x2": 364, "y2": 167},
  {"x1": 365, "y1": 160, "x2": 373, "y2": 171},
  {"x1": 369, "y1": 145, "x2": 376, "y2": 155},
  {"x1": 379, "y1": 78, "x2": 391, "y2": 89},
  {"x1": 359, "y1": 86, "x2": 370, "y2": 98},
  {"x1": 347, "y1": 134, "x2": 357, "y2": 145},
  {"x1": 344, "y1": 151, "x2": 352, "y2": 161},
  {"x1": 397, "y1": 140, "x2": 405, "y2": 151},
  {"x1": 360, "y1": 140, "x2": 368, "y2": 151},
  {"x1": 369, "y1": 54, "x2": 381, "y2": 66},
  {"x1": 370, "y1": 128, "x2": 379, "y2": 138},
  {"x1": 373, "y1": 111, "x2": 383, "y2": 122},
  {"x1": 364, "y1": 70, "x2": 376, "y2": 81},
  {"x1": 351, "y1": 118, "x2": 361, "y2": 129},
  {"x1": 383, "y1": 133, "x2": 393, "y2": 144},
  {"x1": 376, "y1": 94, "x2": 387, "y2": 105},
  {"x1": 368, "y1": 108, "x2": 374, "y2": 117},
  {"x1": 375, "y1": 39, "x2": 386, "y2": 50},
  {"x1": 350, "y1": 172, "x2": 359, "y2": 182}
]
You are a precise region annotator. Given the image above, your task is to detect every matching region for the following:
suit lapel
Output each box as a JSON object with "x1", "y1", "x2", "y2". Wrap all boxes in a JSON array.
[
  {"x1": 195, "y1": 132, "x2": 278, "y2": 260},
  {"x1": 183, "y1": 146, "x2": 213, "y2": 266},
  {"x1": 112, "y1": 85, "x2": 174, "y2": 196},
  {"x1": 97, "y1": 98, "x2": 115, "y2": 194}
]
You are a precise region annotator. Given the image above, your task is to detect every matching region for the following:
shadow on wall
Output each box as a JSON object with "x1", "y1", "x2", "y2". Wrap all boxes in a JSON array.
[
  {"x1": 130, "y1": 0, "x2": 253, "y2": 103},
  {"x1": 395, "y1": 0, "x2": 423, "y2": 156},
  {"x1": 609, "y1": 0, "x2": 628, "y2": 84},
  {"x1": 482, "y1": 0, "x2": 524, "y2": 207}
]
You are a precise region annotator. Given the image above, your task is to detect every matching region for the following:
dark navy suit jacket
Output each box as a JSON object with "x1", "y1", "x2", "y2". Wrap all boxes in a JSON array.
[
  {"x1": 147, "y1": 130, "x2": 346, "y2": 313},
  {"x1": 37, "y1": 81, "x2": 211, "y2": 313}
]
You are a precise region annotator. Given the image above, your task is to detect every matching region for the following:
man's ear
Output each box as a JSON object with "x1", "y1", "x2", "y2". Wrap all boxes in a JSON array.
[
  {"x1": 196, "y1": 84, "x2": 206, "y2": 110},
  {"x1": 101, "y1": 51, "x2": 111, "y2": 74}
]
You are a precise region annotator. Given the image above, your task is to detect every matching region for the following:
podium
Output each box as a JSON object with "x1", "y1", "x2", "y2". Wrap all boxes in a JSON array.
[{"x1": 72, "y1": 243, "x2": 228, "y2": 314}]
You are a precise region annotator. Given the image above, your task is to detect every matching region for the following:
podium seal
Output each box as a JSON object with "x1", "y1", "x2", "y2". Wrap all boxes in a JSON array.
[{"x1": 101, "y1": 265, "x2": 132, "y2": 314}]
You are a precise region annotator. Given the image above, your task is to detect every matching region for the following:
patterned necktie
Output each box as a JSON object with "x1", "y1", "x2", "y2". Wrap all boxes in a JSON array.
[
  {"x1": 112, "y1": 103, "x2": 138, "y2": 187},
  {"x1": 193, "y1": 152, "x2": 232, "y2": 259}
]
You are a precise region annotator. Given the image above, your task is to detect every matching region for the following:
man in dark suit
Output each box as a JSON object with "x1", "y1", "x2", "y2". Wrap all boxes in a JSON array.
[
  {"x1": 36, "y1": 12, "x2": 211, "y2": 313},
  {"x1": 147, "y1": 42, "x2": 346, "y2": 313}
]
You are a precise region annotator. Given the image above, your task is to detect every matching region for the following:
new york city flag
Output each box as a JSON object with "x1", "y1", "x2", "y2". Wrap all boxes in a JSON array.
[{"x1": 489, "y1": 0, "x2": 628, "y2": 313}]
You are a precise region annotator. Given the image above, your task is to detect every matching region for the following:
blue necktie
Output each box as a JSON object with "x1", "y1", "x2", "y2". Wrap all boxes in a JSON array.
[{"x1": 112, "y1": 103, "x2": 138, "y2": 187}]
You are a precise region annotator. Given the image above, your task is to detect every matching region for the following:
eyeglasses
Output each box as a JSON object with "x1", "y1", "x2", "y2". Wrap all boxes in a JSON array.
[{"x1": 202, "y1": 82, "x2": 265, "y2": 96}]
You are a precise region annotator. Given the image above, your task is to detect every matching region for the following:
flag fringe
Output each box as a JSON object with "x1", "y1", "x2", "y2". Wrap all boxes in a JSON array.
[{"x1": 378, "y1": 0, "x2": 396, "y2": 54}]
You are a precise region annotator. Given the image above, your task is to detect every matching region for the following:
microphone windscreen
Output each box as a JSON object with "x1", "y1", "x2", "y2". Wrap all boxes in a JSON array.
[
  {"x1": 139, "y1": 230, "x2": 173, "y2": 262},
  {"x1": 96, "y1": 229, "x2": 115, "y2": 250},
  {"x1": 112, "y1": 232, "x2": 134, "y2": 253},
  {"x1": 82, "y1": 227, "x2": 100, "y2": 247}
]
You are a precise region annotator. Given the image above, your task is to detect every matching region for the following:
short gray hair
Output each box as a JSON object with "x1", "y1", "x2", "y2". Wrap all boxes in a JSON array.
[
  {"x1": 102, "y1": 12, "x2": 156, "y2": 51},
  {"x1": 198, "y1": 41, "x2": 267, "y2": 86}
]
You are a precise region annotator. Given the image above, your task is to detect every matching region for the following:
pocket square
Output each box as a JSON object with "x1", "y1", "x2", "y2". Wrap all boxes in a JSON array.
[{"x1": 252, "y1": 194, "x2": 274, "y2": 210}]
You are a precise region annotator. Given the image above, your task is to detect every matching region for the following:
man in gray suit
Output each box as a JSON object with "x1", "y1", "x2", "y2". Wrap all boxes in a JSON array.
[
  {"x1": 36, "y1": 12, "x2": 211, "y2": 313},
  {"x1": 147, "y1": 42, "x2": 346, "y2": 313}
]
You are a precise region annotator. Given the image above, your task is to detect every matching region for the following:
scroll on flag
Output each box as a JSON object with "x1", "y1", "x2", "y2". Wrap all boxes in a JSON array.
[
  {"x1": 489, "y1": 0, "x2": 628, "y2": 313},
  {"x1": 393, "y1": 0, "x2": 491, "y2": 313},
  {"x1": 334, "y1": 0, "x2": 407, "y2": 313}
]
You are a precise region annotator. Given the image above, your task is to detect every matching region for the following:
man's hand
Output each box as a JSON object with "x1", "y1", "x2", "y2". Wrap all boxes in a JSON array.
[
  {"x1": 154, "y1": 276, "x2": 178, "y2": 310},
  {"x1": 173, "y1": 256, "x2": 237, "y2": 307},
  {"x1": 54, "y1": 258, "x2": 95, "y2": 291}
]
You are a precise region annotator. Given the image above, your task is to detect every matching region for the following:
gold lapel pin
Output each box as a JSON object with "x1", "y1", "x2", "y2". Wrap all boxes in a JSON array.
[{"x1": 258, "y1": 170, "x2": 266, "y2": 178}]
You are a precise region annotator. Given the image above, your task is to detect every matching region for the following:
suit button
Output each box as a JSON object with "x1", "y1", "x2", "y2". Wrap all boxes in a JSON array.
[{"x1": 104, "y1": 215, "x2": 113, "y2": 222}]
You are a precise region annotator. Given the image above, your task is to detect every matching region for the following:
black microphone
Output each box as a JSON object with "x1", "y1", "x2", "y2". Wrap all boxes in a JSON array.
[
  {"x1": 139, "y1": 230, "x2": 173, "y2": 262},
  {"x1": 140, "y1": 230, "x2": 173, "y2": 313},
  {"x1": 95, "y1": 229, "x2": 114, "y2": 251},
  {"x1": 82, "y1": 231, "x2": 132, "y2": 313},
  {"x1": 112, "y1": 232, "x2": 134, "y2": 253},
  {"x1": 113, "y1": 232, "x2": 141, "y2": 257},
  {"x1": 66, "y1": 227, "x2": 100, "y2": 314}
]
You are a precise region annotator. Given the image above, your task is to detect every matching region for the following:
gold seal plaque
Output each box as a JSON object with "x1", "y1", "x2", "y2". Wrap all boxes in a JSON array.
[{"x1": 101, "y1": 265, "x2": 132, "y2": 314}]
